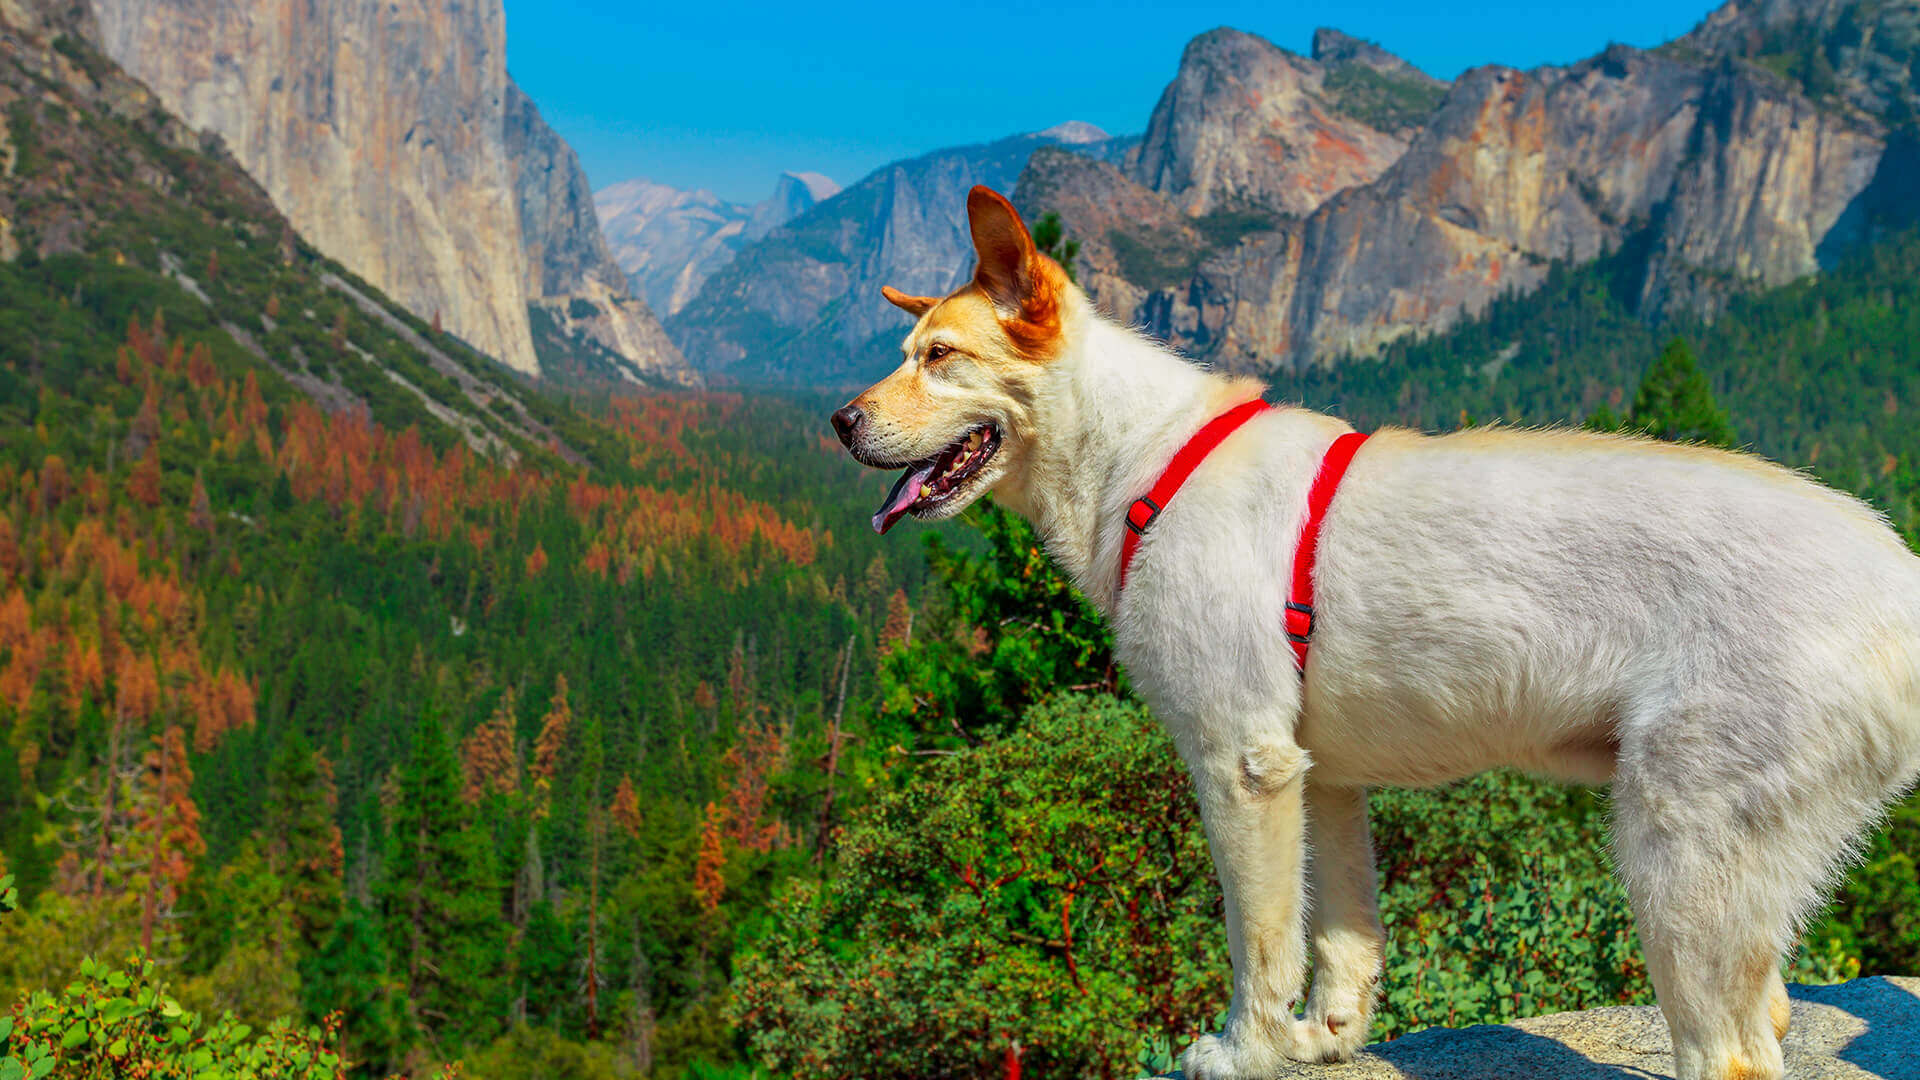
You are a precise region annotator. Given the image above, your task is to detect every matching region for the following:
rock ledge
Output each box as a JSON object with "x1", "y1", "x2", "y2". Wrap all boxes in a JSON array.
[{"x1": 1164, "y1": 976, "x2": 1919, "y2": 1078}]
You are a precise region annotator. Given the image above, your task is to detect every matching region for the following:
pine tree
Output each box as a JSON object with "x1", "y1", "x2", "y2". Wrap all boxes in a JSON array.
[
  {"x1": 516, "y1": 898, "x2": 573, "y2": 1029},
  {"x1": 377, "y1": 708, "x2": 508, "y2": 1051},
  {"x1": 301, "y1": 900, "x2": 404, "y2": 1074},
  {"x1": 265, "y1": 731, "x2": 344, "y2": 952},
  {"x1": 1032, "y1": 211, "x2": 1081, "y2": 283},
  {"x1": 1626, "y1": 337, "x2": 1737, "y2": 447}
]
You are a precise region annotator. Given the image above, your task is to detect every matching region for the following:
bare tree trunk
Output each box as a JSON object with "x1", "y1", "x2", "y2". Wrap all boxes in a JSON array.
[
  {"x1": 585, "y1": 808, "x2": 602, "y2": 1039},
  {"x1": 141, "y1": 727, "x2": 166, "y2": 955},
  {"x1": 815, "y1": 635, "x2": 854, "y2": 861},
  {"x1": 95, "y1": 699, "x2": 122, "y2": 898}
]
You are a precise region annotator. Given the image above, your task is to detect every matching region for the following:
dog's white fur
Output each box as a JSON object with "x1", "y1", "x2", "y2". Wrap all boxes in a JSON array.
[{"x1": 844, "y1": 190, "x2": 1920, "y2": 1080}]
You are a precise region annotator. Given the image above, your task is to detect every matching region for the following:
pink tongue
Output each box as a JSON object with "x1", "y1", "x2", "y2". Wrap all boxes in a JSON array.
[{"x1": 872, "y1": 462, "x2": 937, "y2": 534}]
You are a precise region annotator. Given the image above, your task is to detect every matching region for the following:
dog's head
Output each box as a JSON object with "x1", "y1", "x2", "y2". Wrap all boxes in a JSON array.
[{"x1": 832, "y1": 186, "x2": 1072, "y2": 534}]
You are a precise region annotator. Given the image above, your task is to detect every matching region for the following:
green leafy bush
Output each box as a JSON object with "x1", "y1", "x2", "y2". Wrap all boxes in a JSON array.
[
  {"x1": 732, "y1": 694, "x2": 1226, "y2": 1079},
  {"x1": 2, "y1": 949, "x2": 343, "y2": 1080}
]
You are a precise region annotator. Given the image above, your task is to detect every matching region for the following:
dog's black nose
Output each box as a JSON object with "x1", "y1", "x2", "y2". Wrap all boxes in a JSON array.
[{"x1": 831, "y1": 405, "x2": 864, "y2": 448}]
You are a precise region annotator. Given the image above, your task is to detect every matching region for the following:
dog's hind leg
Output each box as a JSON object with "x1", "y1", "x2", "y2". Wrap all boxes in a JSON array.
[
  {"x1": 1298, "y1": 780, "x2": 1383, "y2": 1063},
  {"x1": 1610, "y1": 758, "x2": 1816, "y2": 1080},
  {"x1": 1178, "y1": 734, "x2": 1317, "y2": 1080}
]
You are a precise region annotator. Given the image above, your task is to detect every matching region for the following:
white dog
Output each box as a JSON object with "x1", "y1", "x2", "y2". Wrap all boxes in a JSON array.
[{"x1": 830, "y1": 186, "x2": 1920, "y2": 1080}]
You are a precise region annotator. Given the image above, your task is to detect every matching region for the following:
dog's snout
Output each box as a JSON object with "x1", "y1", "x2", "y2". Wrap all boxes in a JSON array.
[{"x1": 831, "y1": 405, "x2": 865, "y2": 448}]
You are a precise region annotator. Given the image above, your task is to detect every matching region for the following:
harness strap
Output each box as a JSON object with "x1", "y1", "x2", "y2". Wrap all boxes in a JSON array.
[
  {"x1": 1285, "y1": 431, "x2": 1369, "y2": 673},
  {"x1": 1118, "y1": 399, "x2": 1271, "y2": 590},
  {"x1": 1116, "y1": 402, "x2": 1368, "y2": 677}
]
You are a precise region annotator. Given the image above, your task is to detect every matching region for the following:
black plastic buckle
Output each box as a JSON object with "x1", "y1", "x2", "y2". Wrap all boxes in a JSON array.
[
  {"x1": 1126, "y1": 496, "x2": 1161, "y2": 536},
  {"x1": 1284, "y1": 601, "x2": 1315, "y2": 645}
]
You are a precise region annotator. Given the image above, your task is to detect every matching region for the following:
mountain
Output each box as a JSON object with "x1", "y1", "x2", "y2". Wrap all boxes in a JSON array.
[
  {"x1": 664, "y1": 122, "x2": 1123, "y2": 383},
  {"x1": 1018, "y1": 3, "x2": 1918, "y2": 373},
  {"x1": 0, "y1": 0, "x2": 588, "y2": 459},
  {"x1": 85, "y1": 0, "x2": 691, "y2": 384},
  {"x1": 503, "y1": 80, "x2": 696, "y2": 386},
  {"x1": 596, "y1": 170, "x2": 840, "y2": 319},
  {"x1": 1126, "y1": 27, "x2": 1432, "y2": 218}
]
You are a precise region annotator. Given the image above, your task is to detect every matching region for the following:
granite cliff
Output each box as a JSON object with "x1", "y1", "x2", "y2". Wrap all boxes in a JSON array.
[
  {"x1": 86, "y1": 0, "x2": 689, "y2": 383},
  {"x1": 595, "y1": 170, "x2": 840, "y2": 319},
  {"x1": 0, "y1": 0, "x2": 596, "y2": 461},
  {"x1": 1126, "y1": 27, "x2": 1433, "y2": 218},
  {"x1": 1018, "y1": 1, "x2": 1916, "y2": 373}
]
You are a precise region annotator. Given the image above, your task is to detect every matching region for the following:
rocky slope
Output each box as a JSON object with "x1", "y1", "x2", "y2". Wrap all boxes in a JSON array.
[
  {"x1": 596, "y1": 170, "x2": 839, "y2": 318},
  {"x1": 1018, "y1": 1, "x2": 1916, "y2": 373},
  {"x1": 665, "y1": 123, "x2": 1124, "y2": 383},
  {"x1": 85, "y1": 0, "x2": 689, "y2": 384},
  {"x1": 1156, "y1": 975, "x2": 1919, "y2": 1079}
]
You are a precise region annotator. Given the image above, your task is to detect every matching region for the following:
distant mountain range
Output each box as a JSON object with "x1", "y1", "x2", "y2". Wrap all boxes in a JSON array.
[
  {"x1": 640, "y1": 0, "x2": 1918, "y2": 385},
  {"x1": 64, "y1": 0, "x2": 1920, "y2": 390},
  {"x1": 596, "y1": 171, "x2": 840, "y2": 319},
  {"x1": 659, "y1": 121, "x2": 1131, "y2": 383}
]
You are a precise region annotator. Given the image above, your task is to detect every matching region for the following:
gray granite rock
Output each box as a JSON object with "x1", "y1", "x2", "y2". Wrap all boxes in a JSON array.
[{"x1": 1155, "y1": 976, "x2": 1920, "y2": 1079}]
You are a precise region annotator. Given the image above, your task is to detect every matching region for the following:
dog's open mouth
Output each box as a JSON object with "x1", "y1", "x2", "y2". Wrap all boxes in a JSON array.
[{"x1": 871, "y1": 423, "x2": 1002, "y2": 534}]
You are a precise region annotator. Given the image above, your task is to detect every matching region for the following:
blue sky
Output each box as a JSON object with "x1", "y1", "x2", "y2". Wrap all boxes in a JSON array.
[{"x1": 503, "y1": 0, "x2": 1722, "y2": 205}]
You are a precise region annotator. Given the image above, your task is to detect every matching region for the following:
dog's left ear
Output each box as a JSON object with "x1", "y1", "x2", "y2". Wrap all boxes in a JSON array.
[
  {"x1": 881, "y1": 285, "x2": 939, "y2": 318},
  {"x1": 967, "y1": 186, "x2": 1036, "y2": 313}
]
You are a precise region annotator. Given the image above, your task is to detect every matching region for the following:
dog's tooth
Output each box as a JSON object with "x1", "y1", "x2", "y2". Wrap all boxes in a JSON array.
[{"x1": 920, "y1": 483, "x2": 933, "y2": 498}]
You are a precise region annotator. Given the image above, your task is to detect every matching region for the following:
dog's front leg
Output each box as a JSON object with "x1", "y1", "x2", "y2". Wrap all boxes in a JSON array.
[
  {"x1": 1179, "y1": 735, "x2": 1314, "y2": 1080},
  {"x1": 1298, "y1": 779, "x2": 1383, "y2": 1062}
]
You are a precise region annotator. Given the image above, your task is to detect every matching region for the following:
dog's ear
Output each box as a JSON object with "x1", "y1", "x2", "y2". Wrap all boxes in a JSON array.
[
  {"x1": 881, "y1": 285, "x2": 939, "y2": 318},
  {"x1": 967, "y1": 186, "x2": 1036, "y2": 313}
]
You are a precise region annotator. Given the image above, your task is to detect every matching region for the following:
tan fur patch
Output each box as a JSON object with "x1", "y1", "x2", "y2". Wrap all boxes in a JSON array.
[{"x1": 1769, "y1": 982, "x2": 1791, "y2": 1041}]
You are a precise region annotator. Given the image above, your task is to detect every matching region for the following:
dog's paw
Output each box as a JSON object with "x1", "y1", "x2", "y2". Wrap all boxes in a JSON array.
[
  {"x1": 1296, "y1": 1006, "x2": 1368, "y2": 1064},
  {"x1": 1178, "y1": 1023, "x2": 1304, "y2": 1080}
]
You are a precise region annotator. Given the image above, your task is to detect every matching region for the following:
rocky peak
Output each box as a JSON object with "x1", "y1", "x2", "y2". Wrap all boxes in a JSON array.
[
  {"x1": 1034, "y1": 120, "x2": 1112, "y2": 145},
  {"x1": 666, "y1": 126, "x2": 1111, "y2": 382},
  {"x1": 745, "y1": 171, "x2": 841, "y2": 242},
  {"x1": 1311, "y1": 27, "x2": 1443, "y2": 86},
  {"x1": 598, "y1": 169, "x2": 838, "y2": 319},
  {"x1": 1128, "y1": 26, "x2": 1417, "y2": 217},
  {"x1": 1678, "y1": 0, "x2": 1919, "y2": 122}
]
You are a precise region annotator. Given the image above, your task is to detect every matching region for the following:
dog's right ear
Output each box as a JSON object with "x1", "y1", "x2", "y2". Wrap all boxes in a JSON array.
[
  {"x1": 967, "y1": 186, "x2": 1035, "y2": 314},
  {"x1": 968, "y1": 186, "x2": 1060, "y2": 356},
  {"x1": 881, "y1": 285, "x2": 939, "y2": 318}
]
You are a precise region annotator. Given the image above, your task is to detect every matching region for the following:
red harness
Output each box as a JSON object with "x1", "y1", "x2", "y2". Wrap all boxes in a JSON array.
[{"x1": 1117, "y1": 400, "x2": 1368, "y2": 673}]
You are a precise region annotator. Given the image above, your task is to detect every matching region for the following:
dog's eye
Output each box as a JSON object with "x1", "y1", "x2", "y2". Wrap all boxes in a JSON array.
[{"x1": 923, "y1": 343, "x2": 951, "y2": 364}]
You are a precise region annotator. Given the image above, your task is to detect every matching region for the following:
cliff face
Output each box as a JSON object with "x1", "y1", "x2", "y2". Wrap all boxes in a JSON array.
[
  {"x1": 665, "y1": 124, "x2": 1122, "y2": 383},
  {"x1": 503, "y1": 80, "x2": 691, "y2": 384},
  {"x1": 1127, "y1": 28, "x2": 1424, "y2": 218},
  {"x1": 596, "y1": 170, "x2": 840, "y2": 319},
  {"x1": 0, "y1": 0, "x2": 595, "y2": 462},
  {"x1": 1018, "y1": 2, "x2": 1910, "y2": 373},
  {"x1": 86, "y1": 0, "x2": 689, "y2": 382}
]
